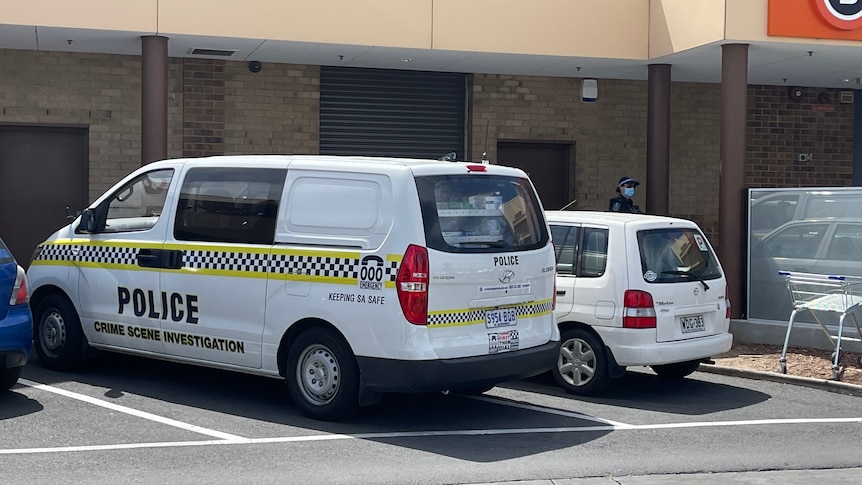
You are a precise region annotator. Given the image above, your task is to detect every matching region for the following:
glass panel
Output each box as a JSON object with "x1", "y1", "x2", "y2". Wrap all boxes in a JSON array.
[
  {"x1": 174, "y1": 167, "x2": 285, "y2": 245},
  {"x1": 101, "y1": 169, "x2": 174, "y2": 233},
  {"x1": 638, "y1": 228, "x2": 721, "y2": 284},
  {"x1": 579, "y1": 228, "x2": 608, "y2": 278},
  {"x1": 417, "y1": 174, "x2": 549, "y2": 253}
]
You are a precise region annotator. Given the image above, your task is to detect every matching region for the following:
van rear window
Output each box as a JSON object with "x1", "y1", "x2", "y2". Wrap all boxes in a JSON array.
[{"x1": 415, "y1": 174, "x2": 549, "y2": 253}]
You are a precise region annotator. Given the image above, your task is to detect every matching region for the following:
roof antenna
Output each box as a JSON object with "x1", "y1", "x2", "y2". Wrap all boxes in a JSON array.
[{"x1": 481, "y1": 119, "x2": 490, "y2": 164}]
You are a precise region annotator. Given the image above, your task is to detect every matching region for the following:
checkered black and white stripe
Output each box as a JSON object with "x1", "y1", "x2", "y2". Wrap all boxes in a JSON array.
[
  {"x1": 34, "y1": 243, "x2": 79, "y2": 262},
  {"x1": 78, "y1": 245, "x2": 138, "y2": 266},
  {"x1": 184, "y1": 250, "x2": 269, "y2": 273},
  {"x1": 270, "y1": 254, "x2": 360, "y2": 279},
  {"x1": 428, "y1": 309, "x2": 485, "y2": 327},
  {"x1": 428, "y1": 300, "x2": 554, "y2": 327}
]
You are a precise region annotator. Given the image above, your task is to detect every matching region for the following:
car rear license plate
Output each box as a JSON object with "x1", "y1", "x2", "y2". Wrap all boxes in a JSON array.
[
  {"x1": 681, "y1": 315, "x2": 705, "y2": 333},
  {"x1": 485, "y1": 308, "x2": 517, "y2": 328}
]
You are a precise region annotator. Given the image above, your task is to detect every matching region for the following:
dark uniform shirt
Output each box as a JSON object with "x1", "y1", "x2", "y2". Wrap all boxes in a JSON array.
[{"x1": 608, "y1": 194, "x2": 641, "y2": 213}]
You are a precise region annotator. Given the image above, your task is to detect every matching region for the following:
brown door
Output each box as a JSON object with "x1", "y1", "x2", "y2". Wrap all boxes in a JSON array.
[
  {"x1": 0, "y1": 125, "x2": 88, "y2": 267},
  {"x1": 497, "y1": 142, "x2": 571, "y2": 210}
]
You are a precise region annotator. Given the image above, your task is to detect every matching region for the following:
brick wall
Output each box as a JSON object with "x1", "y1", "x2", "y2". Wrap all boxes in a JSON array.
[
  {"x1": 223, "y1": 62, "x2": 319, "y2": 155},
  {"x1": 182, "y1": 59, "x2": 225, "y2": 157},
  {"x1": 471, "y1": 75, "x2": 649, "y2": 212},
  {"x1": 746, "y1": 85, "x2": 854, "y2": 188}
]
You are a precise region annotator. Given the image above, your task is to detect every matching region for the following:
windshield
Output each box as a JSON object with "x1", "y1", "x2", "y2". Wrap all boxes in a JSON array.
[{"x1": 637, "y1": 228, "x2": 722, "y2": 283}]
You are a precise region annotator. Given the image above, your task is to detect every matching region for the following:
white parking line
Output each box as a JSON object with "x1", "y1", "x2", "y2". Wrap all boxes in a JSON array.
[
  {"x1": 2, "y1": 417, "x2": 861, "y2": 455},
  {"x1": 7, "y1": 379, "x2": 861, "y2": 457},
  {"x1": 18, "y1": 379, "x2": 248, "y2": 442}
]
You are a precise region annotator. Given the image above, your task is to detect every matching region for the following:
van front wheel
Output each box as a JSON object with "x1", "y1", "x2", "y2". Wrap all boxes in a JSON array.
[
  {"x1": 552, "y1": 328, "x2": 611, "y2": 396},
  {"x1": 286, "y1": 327, "x2": 360, "y2": 421},
  {"x1": 33, "y1": 294, "x2": 84, "y2": 371}
]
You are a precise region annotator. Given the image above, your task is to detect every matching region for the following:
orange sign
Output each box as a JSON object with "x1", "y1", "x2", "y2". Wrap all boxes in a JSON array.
[{"x1": 768, "y1": 0, "x2": 862, "y2": 40}]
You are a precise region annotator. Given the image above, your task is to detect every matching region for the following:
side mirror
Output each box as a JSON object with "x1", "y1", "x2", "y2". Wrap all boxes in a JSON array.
[{"x1": 78, "y1": 209, "x2": 96, "y2": 233}]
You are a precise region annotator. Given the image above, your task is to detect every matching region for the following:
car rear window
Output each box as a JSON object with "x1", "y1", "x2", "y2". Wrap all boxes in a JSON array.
[
  {"x1": 637, "y1": 228, "x2": 722, "y2": 283},
  {"x1": 416, "y1": 174, "x2": 549, "y2": 253},
  {"x1": 0, "y1": 237, "x2": 12, "y2": 264}
]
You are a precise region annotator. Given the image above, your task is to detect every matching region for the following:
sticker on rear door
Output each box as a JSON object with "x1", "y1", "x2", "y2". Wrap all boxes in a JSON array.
[{"x1": 488, "y1": 329, "x2": 519, "y2": 353}]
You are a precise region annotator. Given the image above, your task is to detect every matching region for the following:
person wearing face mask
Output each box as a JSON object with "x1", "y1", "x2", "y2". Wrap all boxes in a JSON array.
[{"x1": 608, "y1": 176, "x2": 642, "y2": 213}]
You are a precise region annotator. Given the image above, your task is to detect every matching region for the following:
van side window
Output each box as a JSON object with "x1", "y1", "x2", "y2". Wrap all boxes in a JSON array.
[
  {"x1": 173, "y1": 167, "x2": 286, "y2": 245},
  {"x1": 98, "y1": 169, "x2": 174, "y2": 233},
  {"x1": 579, "y1": 228, "x2": 608, "y2": 277}
]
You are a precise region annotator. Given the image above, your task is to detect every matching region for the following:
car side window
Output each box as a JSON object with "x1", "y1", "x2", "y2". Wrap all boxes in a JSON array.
[
  {"x1": 98, "y1": 169, "x2": 174, "y2": 233},
  {"x1": 578, "y1": 227, "x2": 608, "y2": 277},
  {"x1": 550, "y1": 225, "x2": 579, "y2": 275},
  {"x1": 173, "y1": 167, "x2": 286, "y2": 245},
  {"x1": 826, "y1": 225, "x2": 862, "y2": 261},
  {"x1": 762, "y1": 223, "x2": 828, "y2": 259}
]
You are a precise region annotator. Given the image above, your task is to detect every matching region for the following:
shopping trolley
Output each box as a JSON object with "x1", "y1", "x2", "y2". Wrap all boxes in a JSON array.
[{"x1": 778, "y1": 271, "x2": 862, "y2": 380}]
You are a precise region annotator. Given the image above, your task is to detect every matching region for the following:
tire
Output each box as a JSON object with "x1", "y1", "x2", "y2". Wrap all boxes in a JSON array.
[
  {"x1": 650, "y1": 359, "x2": 701, "y2": 379},
  {"x1": 551, "y1": 328, "x2": 611, "y2": 396},
  {"x1": 0, "y1": 366, "x2": 23, "y2": 391},
  {"x1": 33, "y1": 294, "x2": 84, "y2": 371},
  {"x1": 285, "y1": 327, "x2": 360, "y2": 421}
]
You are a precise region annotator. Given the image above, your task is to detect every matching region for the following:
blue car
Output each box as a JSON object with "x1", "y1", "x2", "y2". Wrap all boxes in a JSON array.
[{"x1": 0, "y1": 237, "x2": 32, "y2": 391}]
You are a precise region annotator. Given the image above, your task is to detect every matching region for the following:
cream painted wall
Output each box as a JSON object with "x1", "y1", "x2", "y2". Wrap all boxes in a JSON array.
[
  {"x1": 0, "y1": 0, "x2": 157, "y2": 32},
  {"x1": 649, "y1": 0, "x2": 725, "y2": 58},
  {"x1": 158, "y1": 0, "x2": 433, "y2": 47},
  {"x1": 432, "y1": 0, "x2": 649, "y2": 59}
]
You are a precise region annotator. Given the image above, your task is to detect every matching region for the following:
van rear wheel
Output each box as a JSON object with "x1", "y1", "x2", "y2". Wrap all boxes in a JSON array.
[
  {"x1": 286, "y1": 327, "x2": 360, "y2": 421},
  {"x1": 552, "y1": 328, "x2": 611, "y2": 396},
  {"x1": 33, "y1": 294, "x2": 84, "y2": 371},
  {"x1": 650, "y1": 360, "x2": 701, "y2": 379}
]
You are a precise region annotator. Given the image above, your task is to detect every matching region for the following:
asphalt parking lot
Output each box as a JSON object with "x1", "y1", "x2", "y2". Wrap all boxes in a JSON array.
[{"x1": 3, "y1": 353, "x2": 862, "y2": 484}]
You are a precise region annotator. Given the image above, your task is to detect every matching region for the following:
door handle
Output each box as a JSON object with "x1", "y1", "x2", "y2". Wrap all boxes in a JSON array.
[
  {"x1": 136, "y1": 249, "x2": 185, "y2": 269},
  {"x1": 556, "y1": 290, "x2": 566, "y2": 296},
  {"x1": 136, "y1": 249, "x2": 159, "y2": 268}
]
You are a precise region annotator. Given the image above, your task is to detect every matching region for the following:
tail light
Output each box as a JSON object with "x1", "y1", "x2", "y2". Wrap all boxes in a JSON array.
[
  {"x1": 396, "y1": 244, "x2": 429, "y2": 325},
  {"x1": 725, "y1": 285, "x2": 731, "y2": 319},
  {"x1": 10, "y1": 265, "x2": 29, "y2": 306},
  {"x1": 623, "y1": 289, "x2": 656, "y2": 328}
]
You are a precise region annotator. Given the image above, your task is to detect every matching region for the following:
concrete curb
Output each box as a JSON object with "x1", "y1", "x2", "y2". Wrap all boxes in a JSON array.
[{"x1": 698, "y1": 363, "x2": 862, "y2": 397}]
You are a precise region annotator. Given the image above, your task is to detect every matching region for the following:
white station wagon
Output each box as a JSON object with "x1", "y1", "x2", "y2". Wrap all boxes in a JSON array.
[{"x1": 545, "y1": 211, "x2": 733, "y2": 395}]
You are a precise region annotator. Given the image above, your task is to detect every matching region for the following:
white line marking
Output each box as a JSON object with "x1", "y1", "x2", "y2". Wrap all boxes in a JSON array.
[
  {"x1": 18, "y1": 379, "x2": 248, "y2": 442},
  {"x1": 466, "y1": 394, "x2": 632, "y2": 427},
  {"x1": 2, "y1": 417, "x2": 861, "y2": 455}
]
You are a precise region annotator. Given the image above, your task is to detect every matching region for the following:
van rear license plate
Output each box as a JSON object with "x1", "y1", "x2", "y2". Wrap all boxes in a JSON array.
[
  {"x1": 681, "y1": 315, "x2": 705, "y2": 333},
  {"x1": 486, "y1": 308, "x2": 517, "y2": 328}
]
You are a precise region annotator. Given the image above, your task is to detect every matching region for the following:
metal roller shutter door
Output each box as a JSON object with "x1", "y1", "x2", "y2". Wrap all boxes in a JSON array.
[{"x1": 320, "y1": 67, "x2": 466, "y2": 159}]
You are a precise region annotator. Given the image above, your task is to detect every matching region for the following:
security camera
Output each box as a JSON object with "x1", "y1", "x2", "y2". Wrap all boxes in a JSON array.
[{"x1": 248, "y1": 61, "x2": 262, "y2": 73}]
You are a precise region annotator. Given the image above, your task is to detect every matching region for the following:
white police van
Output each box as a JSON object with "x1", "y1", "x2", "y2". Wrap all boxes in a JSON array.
[{"x1": 27, "y1": 155, "x2": 559, "y2": 420}]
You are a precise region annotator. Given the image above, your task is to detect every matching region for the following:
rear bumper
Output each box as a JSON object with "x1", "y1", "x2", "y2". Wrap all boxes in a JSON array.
[
  {"x1": 596, "y1": 327, "x2": 733, "y2": 367},
  {"x1": 357, "y1": 340, "x2": 559, "y2": 393},
  {"x1": 0, "y1": 307, "x2": 33, "y2": 369}
]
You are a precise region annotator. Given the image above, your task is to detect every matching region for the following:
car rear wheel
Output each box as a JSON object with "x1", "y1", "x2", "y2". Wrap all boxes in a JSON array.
[
  {"x1": 0, "y1": 366, "x2": 23, "y2": 391},
  {"x1": 285, "y1": 327, "x2": 360, "y2": 421},
  {"x1": 552, "y1": 328, "x2": 611, "y2": 396},
  {"x1": 33, "y1": 294, "x2": 84, "y2": 371},
  {"x1": 650, "y1": 359, "x2": 701, "y2": 379}
]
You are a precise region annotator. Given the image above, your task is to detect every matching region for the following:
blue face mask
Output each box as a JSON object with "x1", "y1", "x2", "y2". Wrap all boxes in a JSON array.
[{"x1": 623, "y1": 187, "x2": 635, "y2": 197}]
